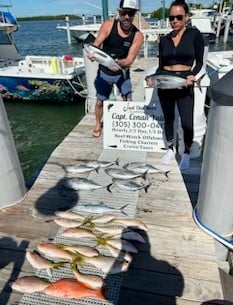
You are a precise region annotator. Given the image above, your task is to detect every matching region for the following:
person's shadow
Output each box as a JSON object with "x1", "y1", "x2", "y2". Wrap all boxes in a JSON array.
[
  {"x1": 105, "y1": 228, "x2": 184, "y2": 305},
  {"x1": 0, "y1": 237, "x2": 29, "y2": 305}
]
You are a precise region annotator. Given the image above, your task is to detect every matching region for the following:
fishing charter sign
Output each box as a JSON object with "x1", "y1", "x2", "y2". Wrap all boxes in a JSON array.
[{"x1": 103, "y1": 100, "x2": 166, "y2": 152}]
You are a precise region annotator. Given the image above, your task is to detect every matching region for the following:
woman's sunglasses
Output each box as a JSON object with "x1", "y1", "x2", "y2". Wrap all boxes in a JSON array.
[
  {"x1": 119, "y1": 10, "x2": 136, "y2": 17},
  {"x1": 169, "y1": 15, "x2": 184, "y2": 21}
]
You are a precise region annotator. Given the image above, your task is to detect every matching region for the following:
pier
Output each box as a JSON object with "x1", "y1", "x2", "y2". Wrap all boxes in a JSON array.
[{"x1": 0, "y1": 57, "x2": 231, "y2": 304}]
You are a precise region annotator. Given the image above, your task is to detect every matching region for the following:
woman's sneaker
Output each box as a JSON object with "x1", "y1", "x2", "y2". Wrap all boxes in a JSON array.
[
  {"x1": 179, "y1": 153, "x2": 190, "y2": 170},
  {"x1": 162, "y1": 149, "x2": 174, "y2": 164}
]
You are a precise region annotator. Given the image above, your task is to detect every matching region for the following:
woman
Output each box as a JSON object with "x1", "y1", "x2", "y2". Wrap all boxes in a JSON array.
[{"x1": 157, "y1": 0, "x2": 204, "y2": 169}]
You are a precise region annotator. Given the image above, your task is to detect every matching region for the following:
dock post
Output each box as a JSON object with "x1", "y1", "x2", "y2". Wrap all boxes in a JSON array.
[
  {"x1": 82, "y1": 48, "x2": 98, "y2": 114},
  {"x1": 195, "y1": 69, "x2": 233, "y2": 260},
  {"x1": 0, "y1": 95, "x2": 27, "y2": 208},
  {"x1": 65, "y1": 15, "x2": 71, "y2": 45},
  {"x1": 223, "y1": 14, "x2": 231, "y2": 43}
]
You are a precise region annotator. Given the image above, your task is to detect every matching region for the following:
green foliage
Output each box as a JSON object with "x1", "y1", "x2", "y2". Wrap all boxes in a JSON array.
[
  {"x1": 17, "y1": 15, "x2": 81, "y2": 21},
  {"x1": 151, "y1": 7, "x2": 169, "y2": 19}
]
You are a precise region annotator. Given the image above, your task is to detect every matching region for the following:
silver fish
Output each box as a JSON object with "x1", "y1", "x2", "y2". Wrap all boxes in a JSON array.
[
  {"x1": 85, "y1": 158, "x2": 119, "y2": 169},
  {"x1": 108, "y1": 178, "x2": 151, "y2": 193},
  {"x1": 123, "y1": 162, "x2": 170, "y2": 178},
  {"x1": 63, "y1": 177, "x2": 107, "y2": 191},
  {"x1": 145, "y1": 72, "x2": 205, "y2": 91},
  {"x1": 65, "y1": 164, "x2": 99, "y2": 174},
  {"x1": 105, "y1": 168, "x2": 146, "y2": 180},
  {"x1": 75, "y1": 202, "x2": 129, "y2": 215},
  {"x1": 145, "y1": 73, "x2": 187, "y2": 89},
  {"x1": 85, "y1": 44, "x2": 122, "y2": 72}
]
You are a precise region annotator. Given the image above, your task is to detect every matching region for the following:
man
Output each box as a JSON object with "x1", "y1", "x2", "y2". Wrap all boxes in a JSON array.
[{"x1": 88, "y1": 0, "x2": 143, "y2": 137}]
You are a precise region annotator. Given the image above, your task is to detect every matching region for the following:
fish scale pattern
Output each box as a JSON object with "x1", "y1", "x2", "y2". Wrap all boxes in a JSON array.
[{"x1": 20, "y1": 150, "x2": 147, "y2": 305}]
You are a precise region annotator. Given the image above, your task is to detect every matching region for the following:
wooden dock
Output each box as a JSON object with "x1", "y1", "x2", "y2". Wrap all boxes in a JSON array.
[{"x1": 0, "y1": 58, "x2": 227, "y2": 305}]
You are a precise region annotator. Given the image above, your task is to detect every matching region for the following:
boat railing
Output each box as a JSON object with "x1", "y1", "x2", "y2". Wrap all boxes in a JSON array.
[{"x1": 18, "y1": 55, "x2": 84, "y2": 76}]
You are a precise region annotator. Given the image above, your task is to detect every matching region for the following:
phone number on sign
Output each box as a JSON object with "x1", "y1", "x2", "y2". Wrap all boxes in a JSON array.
[{"x1": 112, "y1": 121, "x2": 161, "y2": 129}]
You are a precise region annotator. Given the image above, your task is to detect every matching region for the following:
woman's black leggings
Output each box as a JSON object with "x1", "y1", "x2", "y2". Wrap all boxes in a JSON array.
[{"x1": 158, "y1": 86, "x2": 194, "y2": 153}]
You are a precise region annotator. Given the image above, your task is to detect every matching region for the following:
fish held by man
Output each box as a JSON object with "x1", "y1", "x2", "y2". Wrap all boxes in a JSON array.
[{"x1": 85, "y1": 44, "x2": 122, "y2": 72}]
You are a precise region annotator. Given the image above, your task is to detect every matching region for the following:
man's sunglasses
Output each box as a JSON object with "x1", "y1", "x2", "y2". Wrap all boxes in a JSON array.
[
  {"x1": 119, "y1": 10, "x2": 136, "y2": 17},
  {"x1": 169, "y1": 15, "x2": 184, "y2": 21}
]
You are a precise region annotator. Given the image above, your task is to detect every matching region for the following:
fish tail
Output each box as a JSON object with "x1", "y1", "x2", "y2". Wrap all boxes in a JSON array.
[
  {"x1": 142, "y1": 170, "x2": 148, "y2": 181},
  {"x1": 115, "y1": 157, "x2": 120, "y2": 166},
  {"x1": 107, "y1": 184, "x2": 112, "y2": 193},
  {"x1": 95, "y1": 287, "x2": 107, "y2": 300},
  {"x1": 120, "y1": 204, "x2": 129, "y2": 215},
  {"x1": 145, "y1": 183, "x2": 152, "y2": 193},
  {"x1": 165, "y1": 170, "x2": 170, "y2": 178}
]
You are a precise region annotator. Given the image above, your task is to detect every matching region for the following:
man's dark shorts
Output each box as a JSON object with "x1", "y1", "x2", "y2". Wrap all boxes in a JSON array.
[{"x1": 94, "y1": 69, "x2": 132, "y2": 101}]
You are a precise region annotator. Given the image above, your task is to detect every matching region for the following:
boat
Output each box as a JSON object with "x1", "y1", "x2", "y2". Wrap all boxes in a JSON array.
[
  {"x1": 189, "y1": 16, "x2": 217, "y2": 42},
  {"x1": 0, "y1": 29, "x2": 87, "y2": 103},
  {"x1": 0, "y1": 3, "x2": 18, "y2": 33},
  {"x1": 206, "y1": 50, "x2": 233, "y2": 85}
]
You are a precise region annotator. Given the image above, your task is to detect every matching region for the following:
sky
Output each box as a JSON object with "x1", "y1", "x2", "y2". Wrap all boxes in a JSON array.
[{"x1": 8, "y1": 0, "x2": 214, "y2": 18}]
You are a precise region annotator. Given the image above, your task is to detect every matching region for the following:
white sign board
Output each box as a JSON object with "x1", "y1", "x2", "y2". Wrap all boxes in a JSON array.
[{"x1": 103, "y1": 95, "x2": 166, "y2": 152}]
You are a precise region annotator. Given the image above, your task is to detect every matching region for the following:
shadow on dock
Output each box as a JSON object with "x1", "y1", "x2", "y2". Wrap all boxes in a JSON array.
[
  {"x1": 0, "y1": 238, "x2": 29, "y2": 305},
  {"x1": 116, "y1": 230, "x2": 184, "y2": 305}
]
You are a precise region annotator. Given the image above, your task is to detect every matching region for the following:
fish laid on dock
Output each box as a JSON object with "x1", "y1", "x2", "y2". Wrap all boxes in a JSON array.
[
  {"x1": 108, "y1": 178, "x2": 151, "y2": 193},
  {"x1": 123, "y1": 162, "x2": 170, "y2": 178},
  {"x1": 84, "y1": 255, "x2": 129, "y2": 274},
  {"x1": 44, "y1": 278, "x2": 106, "y2": 300},
  {"x1": 10, "y1": 276, "x2": 50, "y2": 293},
  {"x1": 85, "y1": 157, "x2": 119, "y2": 168},
  {"x1": 63, "y1": 177, "x2": 107, "y2": 191},
  {"x1": 75, "y1": 202, "x2": 129, "y2": 215},
  {"x1": 65, "y1": 164, "x2": 99, "y2": 174},
  {"x1": 105, "y1": 168, "x2": 147, "y2": 180},
  {"x1": 26, "y1": 250, "x2": 64, "y2": 271},
  {"x1": 71, "y1": 262, "x2": 105, "y2": 289}
]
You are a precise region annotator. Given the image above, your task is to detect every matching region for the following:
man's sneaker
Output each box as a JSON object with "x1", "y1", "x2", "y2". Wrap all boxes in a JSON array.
[
  {"x1": 179, "y1": 153, "x2": 190, "y2": 170},
  {"x1": 162, "y1": 149, "x2": 174, "y2": 165}
]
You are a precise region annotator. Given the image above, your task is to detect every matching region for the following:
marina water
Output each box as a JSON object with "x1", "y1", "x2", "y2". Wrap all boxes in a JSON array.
[{"x1": 4, "y1": 20, "x2": 233, "y2": 181}]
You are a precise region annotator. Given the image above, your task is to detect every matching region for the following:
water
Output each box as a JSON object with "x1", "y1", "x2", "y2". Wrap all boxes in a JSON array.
[
  {"x1": 4, "y1": 20, "x2": 86, "y2": 181},
  {"x1": 3, "y1": 19, "x2": 233, "y2": 181}
]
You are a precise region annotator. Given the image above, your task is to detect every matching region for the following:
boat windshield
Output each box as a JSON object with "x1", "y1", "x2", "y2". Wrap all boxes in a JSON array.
[{"x1": 0, "y1": 31, "x2": 12, "y2": 44}]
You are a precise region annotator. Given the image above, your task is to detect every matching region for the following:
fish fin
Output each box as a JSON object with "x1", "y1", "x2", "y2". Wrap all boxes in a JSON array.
[
  {"x1": 95, "y1": 167, "x2": 99, "y2": 173},
  {"x1": 107, "y1": 184, "x2": 113, "y2": 193},
  {"x1": 52, "y1": 262, "x2": 65, "y2": 269}
]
